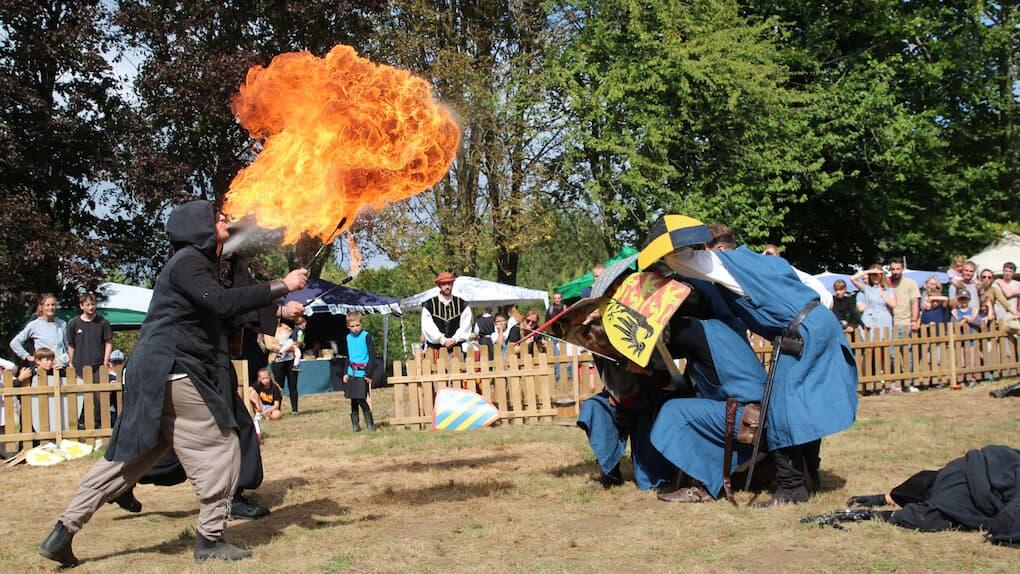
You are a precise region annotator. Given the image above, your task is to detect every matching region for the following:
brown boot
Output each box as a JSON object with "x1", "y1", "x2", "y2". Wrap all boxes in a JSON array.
[{"x1": 657, "y1": 485, "x2": 712, "y2": 503}]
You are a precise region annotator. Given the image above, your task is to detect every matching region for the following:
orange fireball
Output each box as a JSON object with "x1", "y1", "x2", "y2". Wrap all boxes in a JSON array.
[{"x1": 223, "y1": 45, "x2": 461, "y2": 243}]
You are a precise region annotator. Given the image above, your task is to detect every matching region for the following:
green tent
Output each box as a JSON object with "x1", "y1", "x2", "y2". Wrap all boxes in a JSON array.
[{"x1": 555, "y1": 246, "x2": 638, "y2": 300}]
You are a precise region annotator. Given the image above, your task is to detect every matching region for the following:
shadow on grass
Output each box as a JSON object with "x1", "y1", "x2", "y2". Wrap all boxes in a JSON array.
[
  {"x1": 227, "y1": 498, "x2": 377, "y2": 547},
  {"x1": 254, "y1": 476, "x2": 312, "y2": 508},
  {"x1": 371, "y1": 479, "x2": 513, "y2": 505},
  {"x1": 84, "y1": 498, "x2": 366, "y2": 565},
  {"x1": 112, "y1": 508, "x2": 197, "y2": 521},
  {"x1": 377, "y1": 453, "x2": 520, "y2": 472},
  {"x1": 83, "y1": 526, "x2": 197, "y2": 563},
  {"x1": 548, "y1": 461, "x2": 595, "y2": 478}
]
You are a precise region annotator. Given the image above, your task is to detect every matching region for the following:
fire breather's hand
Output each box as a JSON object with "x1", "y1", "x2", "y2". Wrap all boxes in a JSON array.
[
  {"x1": 281, "y1": 301, "x2": 304, "y2": 321},
  {"x1": 284, "y1": 268, "x2": 309, "y2": 292}
]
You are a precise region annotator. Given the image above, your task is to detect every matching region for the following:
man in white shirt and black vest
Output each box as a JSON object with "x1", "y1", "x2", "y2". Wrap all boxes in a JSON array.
[{"x1": 421, "y1": 272, "x2": 473, "y2": 357}]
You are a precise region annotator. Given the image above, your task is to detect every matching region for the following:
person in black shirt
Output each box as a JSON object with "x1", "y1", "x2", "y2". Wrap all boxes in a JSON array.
[
  {"x1": 67, "y1": 292, "x2": 113, "y2": 428},
  {"x1": 830, "y1": 280, "x2": 859, "y2": 334},
  {"x1": 251, "y1": 368, "x2": 282, "y2": 421},
  {"x1": 507, "y1": 310, "x2": 547, "y2": 355}
]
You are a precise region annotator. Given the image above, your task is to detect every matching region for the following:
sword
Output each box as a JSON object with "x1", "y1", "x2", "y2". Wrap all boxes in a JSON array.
[
  {"x1": 743, "y1": 336, "x2": 782, "y2": 493},
  {"x1": 303, "y1": 217, "x2": 347, "y2": 269},
  {"x1": 515, "y1": 307, "x2": 619, "y2": 364}
]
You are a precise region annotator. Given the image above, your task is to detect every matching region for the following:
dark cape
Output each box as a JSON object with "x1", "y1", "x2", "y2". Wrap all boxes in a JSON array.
[
  {"x1": 106, "y1": 200, "x2": 275, "y2": 463},
  {"x1": 890, "y1": 445, "x2": 1020, "y2": 545},
  {"x1": 139, "y1": 252, "x2": 274, "y2": 490}
]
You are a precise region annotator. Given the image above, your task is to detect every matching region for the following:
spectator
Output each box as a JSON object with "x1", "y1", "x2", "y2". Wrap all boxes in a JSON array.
[
  {"x1": 66, "y1": 292, "x2": 112, "y2": 374},
  {"x1": 269, "y1": 320, "x2": 301, "y2": 414},
  {"x1": 343, "y1": 312, "x2": 376, "y2": 432},
  {"x1": 545, "y1": 293, "x2": 569, "y2": 379},
  {"x1": 763, "y1": 244, "x2": 781, "y2": 256},
  {"x1": 977, "y1": 269, "x2": 1003, "y2": 322},
  {"x1": 507, "y1": 310, "x2": 546, "y2": 355},
  {"x1": 18, "y1": 347, "x2": 60, "y2": 433},
  {"x1": 992, "y1": 262, "x2": 1019, "y2": 321},
  {"x1": 473, "y1": 307, "x2": 496, "y2": 359},
  {"x1": 946, "y1": 255, "x2": 966, "y2": 289},
  {"x1": 888, "y1": 258, "x2": 921, "y2": 391},
  {"x1": 851, "y1": 265, "x2": 896, "y2": 333},
  {"x1": 421, "y1": 271, "x2": 473, "y2": 355},
  {"x1": 829, "y1": 279, "x2": 858, "y2": 333},
  {"x1": 492, "y1": 313, "x2": 509, "y2": 355},
  {"x1": 919, "y1": 276, "x2": 950, "y2": 325},
  {"x1": 66, "y1": 292, "x2": 113, "y2": 428},
  {"x1": 10, "y1": 293, "x2": 69, "y2": 368},
  {"x1": 249, "y1": 368, "x2": 282, "y2": 422},
  {"x1": 580, "y1": 264, "x2": 606, "y2": 298},
  {"x1": 951, "y1": 290, "x2": 982, "y2": 385},
  {"x1": 546, "y1": 292, "x2": 566, "y2": 322},
  {"x1": 949, "y1": 261, "x2": 979, "y2": 311}
]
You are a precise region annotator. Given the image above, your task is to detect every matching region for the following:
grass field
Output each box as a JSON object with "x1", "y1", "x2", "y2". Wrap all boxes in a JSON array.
[{"x1": 1, "y1": 380, "x2": 1018, "y2": 573}]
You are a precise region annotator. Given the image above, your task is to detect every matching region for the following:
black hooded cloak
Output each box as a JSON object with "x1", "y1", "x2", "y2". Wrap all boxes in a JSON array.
[{"x1": 105, "y1": 200, "x2": 279, "y2": 463}]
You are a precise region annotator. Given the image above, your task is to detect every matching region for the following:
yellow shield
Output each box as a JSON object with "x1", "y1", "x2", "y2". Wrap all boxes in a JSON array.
[{"x1": 602, "y1": 273, "x2": 691, "y2": 367}]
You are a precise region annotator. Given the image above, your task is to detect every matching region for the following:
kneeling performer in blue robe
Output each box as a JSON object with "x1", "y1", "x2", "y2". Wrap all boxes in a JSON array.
[
  {"x1": 576, "y1": 321, "x2": 679, "y2": 490},
  {"x1": 651, "y1": 316, "x2": 766, "y2": 502}
]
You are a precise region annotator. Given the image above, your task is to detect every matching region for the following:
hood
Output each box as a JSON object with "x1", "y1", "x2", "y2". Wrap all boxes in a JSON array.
[{"x1": 166, "y1": 200, "x2": 218, "y2": 259}]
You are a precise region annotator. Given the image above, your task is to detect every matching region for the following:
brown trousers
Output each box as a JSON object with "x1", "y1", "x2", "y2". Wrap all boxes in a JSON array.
[{"x1": 59, "y1": 377, "x2": 240, "y2": 540}]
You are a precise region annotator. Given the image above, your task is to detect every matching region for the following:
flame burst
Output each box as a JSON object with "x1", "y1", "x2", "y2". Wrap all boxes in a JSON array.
[
  {"x1": 223, "y1": 45, "x2": 461, "y2": 243},
  {"x1": 346, "y1": 232, "x2": 363, "y2": 278}
]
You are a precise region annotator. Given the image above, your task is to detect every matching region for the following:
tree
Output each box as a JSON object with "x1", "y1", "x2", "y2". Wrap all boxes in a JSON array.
[
  {"x1": 544, "y1": 0, "x2": 820, "y2": 253},
  {"x1": 115, "y1": 0, "x2": 384, "y2": 277},
  {"x1": 372, "y1": 0, "x2": 559, "y2": 285},
  {"x1": 741, "y1": 1, "x2": 1019, "y2": 269},
  {"x1": 0, "y1": 0, "x2": 136, "y2": 338}
]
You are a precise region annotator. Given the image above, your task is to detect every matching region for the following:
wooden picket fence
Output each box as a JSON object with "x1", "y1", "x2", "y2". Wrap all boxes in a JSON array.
[
  {"x1": 1, "y1": 365, "x2": 123, "y2": 453},
  {"x1": 1, "y1": 361, "x2": 252, "y2": 455},
  {"x1": 388, "y1": 348, "x2": 576, "y2": 429},
  {"x1": 389, "y1": 323, "x2": 1019, "y2": 429}
]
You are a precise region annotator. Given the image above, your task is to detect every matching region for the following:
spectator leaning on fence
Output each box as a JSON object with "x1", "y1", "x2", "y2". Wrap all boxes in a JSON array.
[
  {"x1": 10, "y1": 293, "x2": 69, "y2": 368},
  {"x1": 851, "y1": 265, "x2": 896, "y2": 334},
  {"x1": 920, "y1": 276, "x2": 950, "y2": 325},
  {"x1": 949, "y1": 261, "x2": 980, "y2": 311}
]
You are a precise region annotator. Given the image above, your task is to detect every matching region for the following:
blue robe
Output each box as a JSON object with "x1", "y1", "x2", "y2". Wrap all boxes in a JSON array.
[
  {"x1": 650, "y1": 319, "x2": 765, "y2": 497},
  {"x1": 577, "y1": 379, "x2": 675, "y2": 490},
  {"x1": 714, "y1": 247, "x2": 858, "y2": 450}
]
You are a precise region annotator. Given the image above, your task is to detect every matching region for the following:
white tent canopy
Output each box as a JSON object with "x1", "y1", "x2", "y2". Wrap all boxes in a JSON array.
[
  {"x1": 400, "y1": 276, "x2": 549, "y2": 312},
  {"x1": 969, "y1": 232, "x2": 1020, "y2": 275},
  {"x1": 97, "y1": 282, "x2": 152, "y2": 313}
]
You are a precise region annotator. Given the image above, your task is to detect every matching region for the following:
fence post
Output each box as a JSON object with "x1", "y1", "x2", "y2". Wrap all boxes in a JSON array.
[{"x1": 948, "y1": 323, "x2": 959, "y2": 389}]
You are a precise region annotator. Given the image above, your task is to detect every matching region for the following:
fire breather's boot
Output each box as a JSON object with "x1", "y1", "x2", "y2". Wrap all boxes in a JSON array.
[
  {"x1": 364, "y1": 410, "x2": 377, "y2": 432},
  {"x1": 39, "y1": 521, "x2": 79, "y2": 567},
  {"x1": 350, "y1": 412, "x2": 362, "y2": 433},
  {"x1": 193, "y1": 535, "x2": 252, "y2": 561}
]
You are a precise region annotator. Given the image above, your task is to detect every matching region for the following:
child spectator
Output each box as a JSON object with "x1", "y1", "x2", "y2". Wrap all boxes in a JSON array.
[
  {"x1": 946, "y1": 255, "x2": 966, "y2": 289},
  {"x1": 343, "y1": 312, "x2": 376, "y2": 432},
  {"x1": 289, "y1": 316, "x2": 306, "y2": 370},
  {"x1": 18, "y1": 348, "x2": 58, "y2": 433},
  {"x1": 920, "y1": 276, "x2": 950, "y2": 325},
  {"x1": 249, "y1": 368, "x2": 282, "y2": 421},
  {"x1": 951, "y1": 291, "x2": 982, "y2": 386},
  {"x1": 830, "y1": 279, "x2": 859, "y2": 333}
]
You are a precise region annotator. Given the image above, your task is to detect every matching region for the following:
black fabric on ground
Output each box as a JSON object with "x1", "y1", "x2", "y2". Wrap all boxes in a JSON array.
[
  {"x1": 890, "y1": 469, "x2": 939, "y2": 507},
  {"x1": 886, "y1": 445, "x2": 1020, "y2": 544}
]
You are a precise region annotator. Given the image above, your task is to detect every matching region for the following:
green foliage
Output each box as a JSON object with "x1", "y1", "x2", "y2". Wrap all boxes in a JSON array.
[{"x1": 545, "y1": 0, "x2": 820, "y2": 250}]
